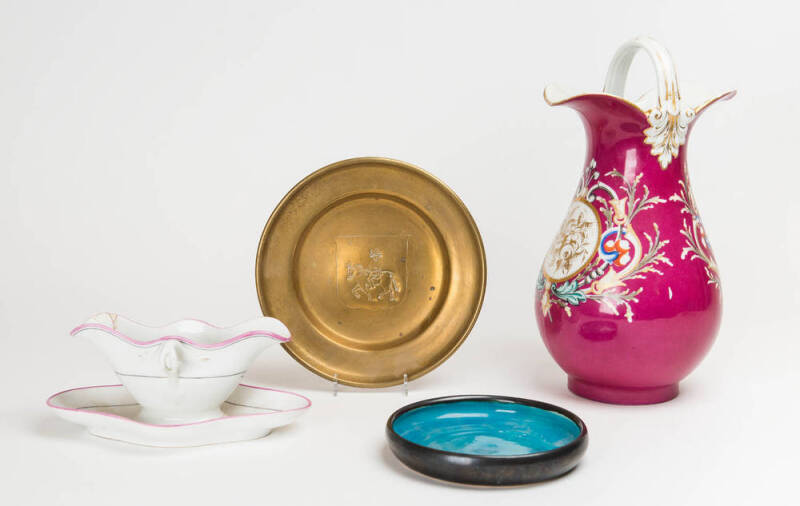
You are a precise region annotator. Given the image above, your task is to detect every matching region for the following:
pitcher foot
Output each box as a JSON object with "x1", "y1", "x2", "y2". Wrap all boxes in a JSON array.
[{"x1": 568, "y1": 377, "x2": 679, "y2": 405}]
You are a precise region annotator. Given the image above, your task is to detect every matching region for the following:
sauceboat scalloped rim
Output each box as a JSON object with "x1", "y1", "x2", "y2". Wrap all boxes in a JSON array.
[
  {"x1": 70, "y1": 314, "x2": 291, "y2": 349},
  {"x1": 71, "y1": 313, "x2": 292, "y2": 424}
]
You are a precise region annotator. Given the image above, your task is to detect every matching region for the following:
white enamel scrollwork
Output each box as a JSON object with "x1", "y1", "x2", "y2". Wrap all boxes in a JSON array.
[{"x1": 603, "y1": 36, "x2": 695, "y2": 169}]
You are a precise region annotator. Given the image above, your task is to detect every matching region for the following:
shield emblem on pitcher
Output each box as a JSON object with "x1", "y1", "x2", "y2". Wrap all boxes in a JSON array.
[{"x1": 534, "y1": 36, "x2": 734, "y2": 404}]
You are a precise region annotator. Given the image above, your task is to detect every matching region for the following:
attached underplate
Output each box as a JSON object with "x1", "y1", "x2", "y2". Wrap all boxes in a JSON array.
[
  {"x1": 386, "y1": 395, "x2": 588, "y2": 486},
  {"x1": 47, "y1": 384, "x2": 311, "y2": 447},
  {"x1": 256, "y1": 158, "x2": 486, "y2": 387}
]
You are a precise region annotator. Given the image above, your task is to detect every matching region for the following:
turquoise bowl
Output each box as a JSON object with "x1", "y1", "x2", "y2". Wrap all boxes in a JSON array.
[{"x1": 386, "y1": 395, "x2": 588, "y2": 485}]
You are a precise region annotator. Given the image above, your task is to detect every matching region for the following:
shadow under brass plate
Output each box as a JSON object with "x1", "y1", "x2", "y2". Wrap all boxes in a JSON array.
[{"x1": 256, "y1": 157, "x2": 486, "y2": 387}]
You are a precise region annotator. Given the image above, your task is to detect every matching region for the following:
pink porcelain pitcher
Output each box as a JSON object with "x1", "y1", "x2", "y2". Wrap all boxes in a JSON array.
[{"x1": 535, "y1": 37, "x2": 735, "y2": 404}]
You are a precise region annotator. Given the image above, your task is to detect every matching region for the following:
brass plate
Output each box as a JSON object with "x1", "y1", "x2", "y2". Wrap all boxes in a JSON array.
[{"x1": 256, "y1": 158, "x2": 486, "y2": 388}]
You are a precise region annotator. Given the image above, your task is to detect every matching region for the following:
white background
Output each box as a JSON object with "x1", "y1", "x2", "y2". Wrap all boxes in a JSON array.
[{"x1": 1, "y1": 1, "x2": 798, "y2": 504}]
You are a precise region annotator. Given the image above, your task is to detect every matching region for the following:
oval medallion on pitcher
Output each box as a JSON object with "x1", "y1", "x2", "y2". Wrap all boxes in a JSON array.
[
  {"x1": 535, "y1": 36, "x2": 735, "y2": 405},
  {"x1": 543, "y1": 199, "x2": 601, "y2": 282}
]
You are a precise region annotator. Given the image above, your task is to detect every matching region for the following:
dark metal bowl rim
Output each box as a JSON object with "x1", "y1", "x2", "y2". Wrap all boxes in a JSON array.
[{"x1": 386, "y1": 394, "x2": 588, "y2": 464}]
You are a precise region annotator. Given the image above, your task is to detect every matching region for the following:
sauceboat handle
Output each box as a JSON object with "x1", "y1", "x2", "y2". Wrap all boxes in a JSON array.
[
  {"x1": 602, "y1": 36, "x2": 682, "y2": 114},
  {"x1": 159, "y1": 340, "x2": 181, "y2": 380}
]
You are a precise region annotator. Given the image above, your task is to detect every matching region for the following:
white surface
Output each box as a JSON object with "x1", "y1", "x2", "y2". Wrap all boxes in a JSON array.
[
  {"x1": 1, "y1": 1, "x2": 797, "y2": 504},
  {"x1": 72, "y1": 314, "x2": 288, "y2": 423},
  {"x1": 46, "y1": 384, "x2": 310, "y2": 447}
]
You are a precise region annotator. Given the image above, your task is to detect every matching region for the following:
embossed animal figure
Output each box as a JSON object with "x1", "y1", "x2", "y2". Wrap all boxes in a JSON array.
[{"x1": 345, "y1": 249, "x2": 402, "y2": 303}]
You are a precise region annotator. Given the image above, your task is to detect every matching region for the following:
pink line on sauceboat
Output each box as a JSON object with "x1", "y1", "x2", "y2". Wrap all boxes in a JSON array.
[
  {"x1": 46, "y1": 384, "x2": 312, "y2": 428},
  {"x1": 119, "y1": 317, "x2": 223, "y2": 329},
  {"x1": 123, "y1": 316, "x2": 224, "y2": 329},
  {"x1": 70, "y1": 324, "x2": 290, "y2": 348}
]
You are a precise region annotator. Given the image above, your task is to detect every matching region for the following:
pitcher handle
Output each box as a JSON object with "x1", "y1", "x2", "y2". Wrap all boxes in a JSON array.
[{"x1": 602, "y1": 36, "x2": 681, "y2": 114}]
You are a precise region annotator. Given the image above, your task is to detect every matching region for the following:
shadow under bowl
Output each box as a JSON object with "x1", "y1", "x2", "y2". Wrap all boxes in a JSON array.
[{"x1": 385, "y1": 395, "x2": 588, "y2": 486}]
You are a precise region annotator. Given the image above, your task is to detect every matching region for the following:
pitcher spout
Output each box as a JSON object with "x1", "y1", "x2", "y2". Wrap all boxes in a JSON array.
[
  {"x1": 535, "y1": 37, "x2": 730, "y2": 404},
  {"x1": 544, "y1": 36, "x2": 735, "y2": 170},
  {"x1": 691, "y1": 88, "x2": 737, "y2": 119},
  {"x1": 544, "y1": 83, "x2": 735, "y2": 116}
]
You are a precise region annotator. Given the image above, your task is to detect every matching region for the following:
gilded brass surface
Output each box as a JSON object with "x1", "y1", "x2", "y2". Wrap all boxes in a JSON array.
[{"x1": 256, "y1": 158, "x2": 486, "y2": 387}]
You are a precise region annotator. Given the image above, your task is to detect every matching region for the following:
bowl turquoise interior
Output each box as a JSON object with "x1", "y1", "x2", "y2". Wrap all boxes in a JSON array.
[{"x1": 392, "y1": 399, "x2": 581, "y2": 456}]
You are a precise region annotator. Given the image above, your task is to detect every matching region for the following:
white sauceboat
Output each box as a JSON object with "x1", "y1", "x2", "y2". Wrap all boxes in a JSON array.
[{"x1": 70, "y1": 313, "x2": 291, "y2": 424}]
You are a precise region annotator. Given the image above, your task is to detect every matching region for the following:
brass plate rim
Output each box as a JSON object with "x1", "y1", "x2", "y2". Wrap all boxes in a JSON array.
[{"x1": 255, "y1": 157, "x2": 486, "y2": 388}]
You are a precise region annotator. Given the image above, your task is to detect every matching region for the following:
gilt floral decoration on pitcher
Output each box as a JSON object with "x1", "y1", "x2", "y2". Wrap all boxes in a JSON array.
[{"x1": 534, "y1": 36, "x2": 735, "y2": 405}]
